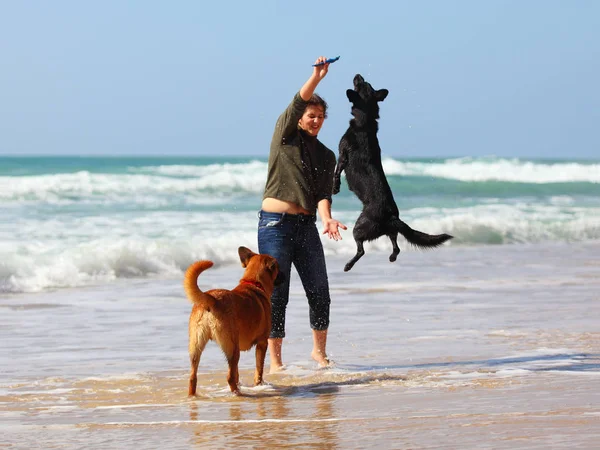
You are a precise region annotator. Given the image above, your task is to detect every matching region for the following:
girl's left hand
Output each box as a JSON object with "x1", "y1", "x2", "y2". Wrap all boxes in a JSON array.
[{"x1": 322, "y1": 218, "x2": 347, "y2": 241}]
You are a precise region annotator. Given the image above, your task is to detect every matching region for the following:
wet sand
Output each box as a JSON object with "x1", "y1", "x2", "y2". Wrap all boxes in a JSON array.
[{"x1": 1, "y1": 242, "x2": 599, "y2": 449}]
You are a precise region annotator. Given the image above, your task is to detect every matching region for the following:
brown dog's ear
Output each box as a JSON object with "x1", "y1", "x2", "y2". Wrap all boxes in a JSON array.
[
  {"x1": 238, "y1": 246, "x2": 256, "y2": 268},
  {"x1": 268, "y1": 258, "x2": 285, "y2": 286},
  {"x1": 347, "y1": 89, "x2": 359, "y2": 103},
  {"x1": 267, "y1": 258, "x2": 277, "y2": 272},
  {"x1": 376, "y1": 89, "x2": 388, "y2": 102}
]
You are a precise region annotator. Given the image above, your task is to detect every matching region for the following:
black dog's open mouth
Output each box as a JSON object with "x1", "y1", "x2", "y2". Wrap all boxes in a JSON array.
[{"x1": 353, "y1": 74, "x2": 365, "y2": 89}]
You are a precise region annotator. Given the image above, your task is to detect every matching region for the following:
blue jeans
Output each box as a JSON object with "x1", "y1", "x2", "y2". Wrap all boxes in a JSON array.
[{"x1": 257, "y1": 210, "x2": 331, "y2": 338}]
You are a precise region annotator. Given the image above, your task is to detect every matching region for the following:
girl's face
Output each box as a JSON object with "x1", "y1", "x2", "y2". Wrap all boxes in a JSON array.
[{"x1": 298, "y1": 105, "x2": 325, "y2": 137}]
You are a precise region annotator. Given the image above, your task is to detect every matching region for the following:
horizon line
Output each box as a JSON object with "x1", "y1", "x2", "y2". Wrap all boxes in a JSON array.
[{"x1": 0, "y1": 153, "x2": 598, "y2": 162}]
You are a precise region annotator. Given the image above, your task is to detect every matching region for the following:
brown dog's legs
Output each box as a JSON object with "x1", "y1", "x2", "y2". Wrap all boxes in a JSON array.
[
  {"x1": 188, "y1": 333, "x2": 208, "y2": 396},
  {"x1": 189, "y1": 350, "x2": 200, "y2": 396},
  {"x1": 226, "y1": 346, "x2": 241, "y2": 394},
  {"x1": 254, "y1": 339, "x2": 268, "y2": 386}
]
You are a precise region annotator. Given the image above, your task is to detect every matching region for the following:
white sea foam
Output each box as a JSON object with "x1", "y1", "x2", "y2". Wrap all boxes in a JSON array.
[
  {"x1": 0, "y1": 167, "x2": 268, "y2": 203},
  {"x1": 2, "y1": 203, "x2": 600, "y2": 293},
  {"x1": 130, "y1": 160, "x2": 267, "y2": 178},
  {"x1": 382, "y1": 157, "x2": 600, "y2": 183},
  {"x1": 2, "y1": 158, "x2": 599, "y2": 206},
  {"x1": 493, "y1": 368, "x2": 533, "y2": 377}
]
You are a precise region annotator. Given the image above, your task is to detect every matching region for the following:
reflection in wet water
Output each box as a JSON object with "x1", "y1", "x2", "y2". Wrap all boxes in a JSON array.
[{"x1": 188, "y1": 393, "x2": 340, "y2": 449}]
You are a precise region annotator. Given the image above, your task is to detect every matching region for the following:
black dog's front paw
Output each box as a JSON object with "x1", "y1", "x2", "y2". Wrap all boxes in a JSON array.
[{"x1": 332, "y1": 182, "x2": 340, "y2": 195}]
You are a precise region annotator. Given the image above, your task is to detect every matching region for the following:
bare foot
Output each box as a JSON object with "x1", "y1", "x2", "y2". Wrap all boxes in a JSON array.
[
  {"x1": 269, "y1": 363, "x2": 286, "y2": 374},
  {"x1": 311, "y1": 351, "x2": 334, "y2": 368}
]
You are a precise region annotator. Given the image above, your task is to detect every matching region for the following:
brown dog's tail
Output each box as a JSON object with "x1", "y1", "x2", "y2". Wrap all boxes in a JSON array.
[
  {"x1": 393, "y1": 218, "x2": 453, "y2": 249},
  {"x1": 184, "y1": 261, "x2": 216, "y2": 311}
]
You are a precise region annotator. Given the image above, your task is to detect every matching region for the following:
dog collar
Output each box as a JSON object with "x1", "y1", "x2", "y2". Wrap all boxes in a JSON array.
[{"x1": 241, "y1": 280, "x2": 265, "y2": 292}]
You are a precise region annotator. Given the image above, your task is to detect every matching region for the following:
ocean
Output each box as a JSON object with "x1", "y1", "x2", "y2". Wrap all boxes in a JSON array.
[
  {"x1": 1, "y1": 155, "x2": 599, "y2": 449},
  {"x1": 1, "y1": 155, "x2": 599, "y2": 293}
]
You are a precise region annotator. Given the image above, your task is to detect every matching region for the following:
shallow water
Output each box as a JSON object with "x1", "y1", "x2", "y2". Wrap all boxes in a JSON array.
[{"x1": 2, "y1": 242, "x2": 599, "y2": 449}]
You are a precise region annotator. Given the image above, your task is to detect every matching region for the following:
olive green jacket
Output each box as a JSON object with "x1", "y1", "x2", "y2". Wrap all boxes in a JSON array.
[{"x1": 263, "y1": 92, "x2": 336, "y2": 213}]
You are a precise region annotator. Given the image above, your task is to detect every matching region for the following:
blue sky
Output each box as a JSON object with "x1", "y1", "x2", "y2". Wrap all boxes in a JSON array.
[{"x1": 1, "y1": 1, "x2": 598, "y2": 158}]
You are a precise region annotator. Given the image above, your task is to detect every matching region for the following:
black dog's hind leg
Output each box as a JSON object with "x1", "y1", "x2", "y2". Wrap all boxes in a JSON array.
[
  {"x1": 344, "y1": 239, "x2": 365, "y2": 272},
  {"x1": 388, "y1": 232, "x2": 400, "y2": 262},
  {"x1": 344, "y1": 214, "x2": 371, "y2": 272}
]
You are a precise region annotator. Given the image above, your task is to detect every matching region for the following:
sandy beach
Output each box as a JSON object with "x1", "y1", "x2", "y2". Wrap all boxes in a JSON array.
[
  {"x1": 3, "y1": 0, "x2": 600, "y2": 446},
  {"x1": 1, "y1": 241, "x2": 599, "y2": 449}
]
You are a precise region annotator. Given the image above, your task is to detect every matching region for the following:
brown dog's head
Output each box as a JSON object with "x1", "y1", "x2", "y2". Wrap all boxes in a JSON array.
[
  {"x1": 346, "y1": 74, "x2": 388, "y2": 121},
  {"x1": 238, "y1": 246, "x2": 285, "y2": 293}
]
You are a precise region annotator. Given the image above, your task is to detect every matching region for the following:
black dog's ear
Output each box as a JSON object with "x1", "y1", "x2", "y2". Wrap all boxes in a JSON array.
[
  {"x1": 346, "y1": 89, "x2": 360, "y2": 103},
  {"x1": 238, "y1": 246, "x2": 256, "y2": 268},
  {"x1": 376, "y1": 89, "x2": 389, "y2": 102}
]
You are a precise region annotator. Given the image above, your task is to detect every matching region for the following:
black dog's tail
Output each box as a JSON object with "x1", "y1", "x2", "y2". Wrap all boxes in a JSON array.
[{"x1": 393, "y1": 218, "x2": 453, "y2": 249}]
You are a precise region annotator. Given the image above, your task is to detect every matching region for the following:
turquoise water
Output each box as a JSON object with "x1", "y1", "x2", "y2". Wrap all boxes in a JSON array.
[{"x1": 1, "y1": 155, "x2": 599, "y2": 292}]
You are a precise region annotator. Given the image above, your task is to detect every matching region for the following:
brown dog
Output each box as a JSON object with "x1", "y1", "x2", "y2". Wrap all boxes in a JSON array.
[{"x1": 184, "y1": 246, "x2": 283, "y2": 396}]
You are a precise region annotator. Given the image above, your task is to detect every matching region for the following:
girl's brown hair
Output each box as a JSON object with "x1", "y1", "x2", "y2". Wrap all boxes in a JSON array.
[{"x1": 306, "y1": 94, "x2": 328, "y2": 119}]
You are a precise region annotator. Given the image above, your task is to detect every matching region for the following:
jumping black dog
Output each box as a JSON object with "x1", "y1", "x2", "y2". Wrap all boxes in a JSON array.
[{"x1": 333, "y1": 74, "x2": 453, "y2": 272}]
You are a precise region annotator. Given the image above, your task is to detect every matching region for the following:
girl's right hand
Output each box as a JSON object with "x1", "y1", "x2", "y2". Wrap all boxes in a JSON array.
[{"x1": 312, "y1": 56, "x2": 330, "y2": 80}]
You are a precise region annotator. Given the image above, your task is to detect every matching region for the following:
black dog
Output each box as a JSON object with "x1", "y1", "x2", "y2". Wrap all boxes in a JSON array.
[{"x1": 333, "y1": 74, "x2": 453, "y2": 272}]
